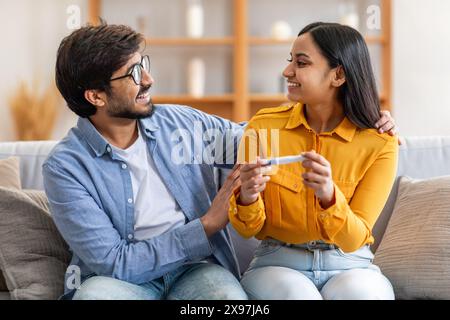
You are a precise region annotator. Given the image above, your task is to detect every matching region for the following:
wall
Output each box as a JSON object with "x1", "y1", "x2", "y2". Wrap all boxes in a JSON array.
[
  {"x1": 0, "y1": 0, "x2": 86, "y2": 141},
  {"x1": 392, "y1": 0, "x2": 450, "y2": 136},
  {"x1": 0, "y1": 0, "x2": 32, "y2": 141}
]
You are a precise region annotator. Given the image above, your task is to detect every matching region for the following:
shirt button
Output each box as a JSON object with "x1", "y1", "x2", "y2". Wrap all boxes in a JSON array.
[
  {"x1": 293, "y1": 183, "x2": 298, "y2": 189},
  {"x1": 107, "y1": 147, "x2": 111, "y2": 153},
  {"x1": 127, "y1": 198, "x2": 133, "y2": 204},
  {"x1": 320, "y1": 213, "x2": 327, "y2": 219},
  {"x1": 127, "y1": 234, "x2": 133, "y2": 240},
  {"x1": 121, "y1": 163, "x2": 127, "y2": 169}
]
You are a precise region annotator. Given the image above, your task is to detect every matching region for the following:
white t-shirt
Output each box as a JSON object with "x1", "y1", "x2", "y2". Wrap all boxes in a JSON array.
[{"x1": 112, "y1": 127, "x2": 186, "y2": 241}]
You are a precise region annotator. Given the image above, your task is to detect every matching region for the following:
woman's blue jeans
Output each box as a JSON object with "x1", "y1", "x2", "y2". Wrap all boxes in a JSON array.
[{"x1": 241, "y1": 238, "x2": 395, "y2": 300}]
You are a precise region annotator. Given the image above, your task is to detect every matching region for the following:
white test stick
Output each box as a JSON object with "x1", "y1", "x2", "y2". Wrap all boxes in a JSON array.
[{"x1": 261, "y1": 154, "x2": 305, "y2": 166}]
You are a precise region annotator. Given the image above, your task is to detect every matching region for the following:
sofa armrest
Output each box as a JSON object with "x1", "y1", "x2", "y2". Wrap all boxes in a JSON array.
[{"x1": 0, "y1": 141, "x2": 57, "y2": 190}]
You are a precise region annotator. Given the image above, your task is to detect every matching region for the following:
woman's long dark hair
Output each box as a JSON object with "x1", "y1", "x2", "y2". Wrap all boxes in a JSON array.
[{"x1": 298, "y1": 22, "x2": 380, "y2": 129}]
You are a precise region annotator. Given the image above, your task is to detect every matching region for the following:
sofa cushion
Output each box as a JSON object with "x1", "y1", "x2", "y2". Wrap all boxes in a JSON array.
[
  {"x1": 0, "y1": 187, "x2": 71, "y2": 300},
  {"x1": 0, "y1": 272, "x2": 6, "y2": 293},
  {"x1": 374, "y1": 175, "x2": 450, "y2": 299},
  {"x1": 0, "y1": 157, "x2": 22, "y2": 292},
  {"x1": 373, "y1": 136, "x2": 450, "y2": 252},
  {"x1": 23, "y1": 189, "x2": 50, "y2": 212},
  {"x1": 0, "y1": 157, "x2": 21, "y2": 190},
  {"x1": 228, "y1": 224, "x2": 260, "y2": 274}
]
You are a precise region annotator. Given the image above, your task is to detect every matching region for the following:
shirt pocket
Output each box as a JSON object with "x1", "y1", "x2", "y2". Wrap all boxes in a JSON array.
[
  {"x1": 335, "y1": 181, "x2": 357, "y2": 203},
  {"x1": 263, "y1": 169, "x2": 303, "y2": 228}
]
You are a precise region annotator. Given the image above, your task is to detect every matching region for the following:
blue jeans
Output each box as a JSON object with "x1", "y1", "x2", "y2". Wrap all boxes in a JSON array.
[
  {"x1": 241, "y1": 239, "x2": 395, "y2": 300},
  {"x1": 73, "y1": 262, "x2": 248, "y2": 300}
]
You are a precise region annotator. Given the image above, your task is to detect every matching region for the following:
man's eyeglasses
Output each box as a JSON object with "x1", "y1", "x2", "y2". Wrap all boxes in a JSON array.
[{"x1": 110, "y1": 55, "x2": 150, "y2": 85}]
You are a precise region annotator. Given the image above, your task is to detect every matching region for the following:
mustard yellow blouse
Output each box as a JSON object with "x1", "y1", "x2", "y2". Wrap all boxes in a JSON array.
[{"x1": 229, "y1": 103, "x2": 398, "y2": 252}]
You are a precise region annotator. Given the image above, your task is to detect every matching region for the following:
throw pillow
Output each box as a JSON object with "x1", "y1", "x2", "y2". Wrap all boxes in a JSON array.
[
  {"x1": 0, "y1": 271, "x2": 6, "y2": 292},
  {"x1": 23, "y1": 189, "x2": 50, "y2": 212},
  {"x1": 0, "y1": 157, "x2": 21, "y2": 189},
  {"x1": 0, "y1": 187, "x2": 71, "y2": 300},
  {"x1": 374, "y1": 175, "x2": 450, "y2": 300},
  {"x1": 0, "y1": 157, "x2": 21, "y2": 292}
]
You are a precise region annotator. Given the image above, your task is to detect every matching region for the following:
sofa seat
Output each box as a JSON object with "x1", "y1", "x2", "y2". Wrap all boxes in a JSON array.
[{"x1": 1, "y1": 137, "x2": 450, "y2": 299}]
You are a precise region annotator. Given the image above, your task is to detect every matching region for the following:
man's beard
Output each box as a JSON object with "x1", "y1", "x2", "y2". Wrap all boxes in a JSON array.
[{"x1": 106, "y1": 85, "x2": 154, "y2": 119}]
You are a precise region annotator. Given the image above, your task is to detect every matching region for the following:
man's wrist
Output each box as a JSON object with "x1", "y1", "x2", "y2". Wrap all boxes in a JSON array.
[{"x1": 200, "y1": 215, "x2": 215, "y2": 238}]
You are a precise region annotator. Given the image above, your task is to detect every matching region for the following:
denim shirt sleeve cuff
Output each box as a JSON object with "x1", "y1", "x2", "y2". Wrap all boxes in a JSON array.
[{"x1": 178, "y1": 219, "x2": 213, "y2": 260}]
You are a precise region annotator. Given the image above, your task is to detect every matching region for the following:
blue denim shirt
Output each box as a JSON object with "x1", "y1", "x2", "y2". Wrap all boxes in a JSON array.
[{"x1": 42, "y1": 104, "x2": 244, "y2": 294}]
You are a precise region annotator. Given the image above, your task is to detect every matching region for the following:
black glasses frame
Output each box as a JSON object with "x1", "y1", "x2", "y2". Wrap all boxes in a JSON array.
[{"x1": 110, "y1": 55, "x2": 150, "y2": 85}]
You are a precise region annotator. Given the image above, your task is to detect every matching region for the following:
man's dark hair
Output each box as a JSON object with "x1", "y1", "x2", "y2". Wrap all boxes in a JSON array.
[
  {"x1": 298, "y1": 22, "x2": 380, "y2": 129},
  {"x1": 55, "y1": 22, "x2": 144, "y2": 118}
]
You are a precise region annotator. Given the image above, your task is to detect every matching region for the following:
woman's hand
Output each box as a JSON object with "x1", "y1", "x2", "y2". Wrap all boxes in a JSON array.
[
  {"x1": 301, "y1": 150, "x2": 335, "y2": 209},
  {"x1": 239, "y1": 158, "x2": 271, "y2": 206}
]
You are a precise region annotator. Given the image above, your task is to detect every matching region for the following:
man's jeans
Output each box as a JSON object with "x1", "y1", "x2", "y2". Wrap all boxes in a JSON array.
[
  {"x1": 241, "y1": 239, "x2": 395, "y2": 300},
  {"x1": 73, "y1": 262, "x2": 248, "y2": 300}
]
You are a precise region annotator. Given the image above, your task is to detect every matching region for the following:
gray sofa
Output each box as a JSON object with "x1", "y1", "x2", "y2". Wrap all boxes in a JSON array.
[{"x1": 1, "y1": 136, "x2": 450, "y2": 299}]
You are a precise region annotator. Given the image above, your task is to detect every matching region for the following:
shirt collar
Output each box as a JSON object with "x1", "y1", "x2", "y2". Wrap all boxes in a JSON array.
[
  {"x1": 77, "y1": 117, "x2": 110, "y2": 157},
  {"x1": 284, "y1": 103, "x2": 357, "y2": 142},
  {"x1": 139, "y1": 113, "x2": 160, "y2": 139},
  {"x1": 285, "y1": 103, "x2": 310, "y2": 130},
  {"x1": 334, "y1": 116, "x2": 357, "y2": 142},
  {"x1": 76, "y1": 113, "x2": 160, "y2": 157}
]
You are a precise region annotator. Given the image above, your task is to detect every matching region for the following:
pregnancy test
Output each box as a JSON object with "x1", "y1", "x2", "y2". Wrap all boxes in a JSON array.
[{"x1": 261, "y1": 154, "x2": 305, "y2": 166}]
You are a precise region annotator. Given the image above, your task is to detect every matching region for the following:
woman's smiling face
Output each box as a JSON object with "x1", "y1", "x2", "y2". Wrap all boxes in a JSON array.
[{"x1": 282, "y1": 32, "x2": 338, "y2": 105}]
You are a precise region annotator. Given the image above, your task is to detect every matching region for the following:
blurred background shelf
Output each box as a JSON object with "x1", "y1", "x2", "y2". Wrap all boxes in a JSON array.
[
  {"x1": 249, "y1": 94, "x2": 288, "y2": 102},
  {"x1": 146, "y1": 38, "x2": 234, "y2": 46},
  {"x1": 152, "y1": 95, "x2": 234, "y2": 120},
  {"x1": 89, "y1": 0, "x2": 392, "y2": 122},
  {"x1": 152, "y1": 94, "x2": 235, "y2": 104},
  {"x1": 249, "y1": 36, "x2": 386, "y2": 45}
]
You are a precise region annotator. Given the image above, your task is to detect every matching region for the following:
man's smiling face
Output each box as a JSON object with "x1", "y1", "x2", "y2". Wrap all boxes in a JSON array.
[{"x1": 106, "y1": 52, "x2": 154, "y2": 119}]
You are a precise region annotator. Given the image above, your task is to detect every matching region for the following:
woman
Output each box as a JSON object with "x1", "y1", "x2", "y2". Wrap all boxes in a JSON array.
[{"x1": 229, "y1": 22, "x2": 398, "y2": 300}]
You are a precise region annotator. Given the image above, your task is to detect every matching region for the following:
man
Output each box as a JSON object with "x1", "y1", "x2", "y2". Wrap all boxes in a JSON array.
[{"x1": 43, "y1": 23, "x2": 397, "y2": 300}]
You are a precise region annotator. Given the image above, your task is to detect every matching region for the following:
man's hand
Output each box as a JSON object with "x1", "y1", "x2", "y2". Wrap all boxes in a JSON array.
[
  {"x1": 375, "y1": 110, "x2": 396, "y2": 135},
  {"x1": 201, "y1": 164, "x2": 242, "y2": 238},
  {"x1": 375, "y1": 110, "x2": 402, "y2": 145},
  {"x1": 239, "y1": 158, "x2": 271, "y2": 206}
]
